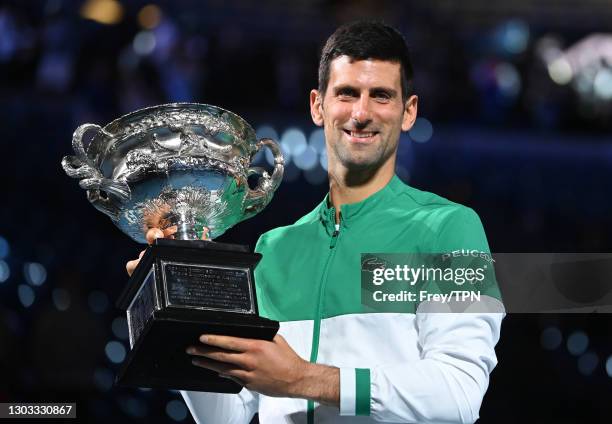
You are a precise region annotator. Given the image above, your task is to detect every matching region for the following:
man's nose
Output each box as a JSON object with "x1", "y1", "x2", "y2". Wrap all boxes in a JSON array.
[{"x1": 351, "y1": 95, "x2": 372, "y2": 127}]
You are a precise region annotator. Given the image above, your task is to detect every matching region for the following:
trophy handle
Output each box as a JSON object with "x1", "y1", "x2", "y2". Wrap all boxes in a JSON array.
[
  {"x1": 243, "y1": 138, "x2": 284, "y2": 218},
  {"x1": 61, "y1": 124, "x2": 130, "y2": 221}
]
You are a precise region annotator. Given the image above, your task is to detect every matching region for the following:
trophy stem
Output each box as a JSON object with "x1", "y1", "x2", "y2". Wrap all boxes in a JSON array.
[{"x1": 175, "y1": 210, "x2": 198, "y2": 240}]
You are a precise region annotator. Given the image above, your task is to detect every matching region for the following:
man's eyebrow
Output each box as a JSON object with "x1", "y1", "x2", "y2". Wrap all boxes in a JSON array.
[
  {"x1": 333, "y1": 84, "x2": 358, "y2": 93},
  {"x1": 370, "y1": 87, "x2": 398, "y2": 97},
  {"x1": 332, "y1": 85, "x2": 398, "y2": 97}
]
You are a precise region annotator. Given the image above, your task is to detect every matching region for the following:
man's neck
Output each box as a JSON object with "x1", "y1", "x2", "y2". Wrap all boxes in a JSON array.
[{"x1": 328, "y1": 162, "x2": 395, "y2": 223}]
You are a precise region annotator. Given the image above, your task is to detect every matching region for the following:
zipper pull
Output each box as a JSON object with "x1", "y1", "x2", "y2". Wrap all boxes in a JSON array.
[{"x1": 330, "y1": 224, "x2": 340, "y2": 249}]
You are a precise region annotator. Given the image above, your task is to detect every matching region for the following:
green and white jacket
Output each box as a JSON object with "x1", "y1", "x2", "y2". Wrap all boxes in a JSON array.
[{"x1": 182, "y1": 175, "x2": 504, "y2": 423}]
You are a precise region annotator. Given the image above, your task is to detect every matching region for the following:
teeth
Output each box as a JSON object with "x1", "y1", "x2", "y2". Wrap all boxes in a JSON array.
[{"x1": 350, "y1": 131, "x2": 375, "y2": 138}]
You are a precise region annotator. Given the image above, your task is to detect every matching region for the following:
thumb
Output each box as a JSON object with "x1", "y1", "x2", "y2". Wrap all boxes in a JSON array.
[
  {"x1": 146, "y1": 228, "x2": 164, "y2": 244},
  {"x1": 201, "y1": 227, "x2": 210, "y2": 240},
  {"x1": 273, "y1": 334, "x2": 288, "y2": 346}
]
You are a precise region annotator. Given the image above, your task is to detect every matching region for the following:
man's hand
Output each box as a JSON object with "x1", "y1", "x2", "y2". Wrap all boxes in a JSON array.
[
  {"x1": 125, "y1": 226, "x2": 209, "y2": 275},
  {"x1": 187, "y1": 334, "x2": 340, "y2": 406}
]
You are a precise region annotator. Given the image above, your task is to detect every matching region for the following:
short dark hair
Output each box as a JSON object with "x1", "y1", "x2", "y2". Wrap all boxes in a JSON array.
[{"x1": 318, "y1": 20, "x2": 414, "y2": 101}]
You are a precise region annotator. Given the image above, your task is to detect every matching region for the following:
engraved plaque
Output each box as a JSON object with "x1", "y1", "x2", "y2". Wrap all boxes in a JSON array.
[
  {"x1": 162, "y1": 261, "x2": 255, "y2": 314},
  {"x1": 126, "y1": 268, "x2": 157, "y2": 348}
]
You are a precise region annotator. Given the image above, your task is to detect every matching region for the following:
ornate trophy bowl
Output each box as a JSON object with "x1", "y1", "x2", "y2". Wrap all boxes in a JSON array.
[
  {"x1": 61, "y1": 103, "x2": 283, "y2": 393},
  {"x1": 61, "y1": 102, "x2": 284, "y2": 242}
]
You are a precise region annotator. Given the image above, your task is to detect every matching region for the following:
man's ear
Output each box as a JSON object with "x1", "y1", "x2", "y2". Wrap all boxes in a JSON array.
[
  {"x1": 401, "y1": 94, "x2": 418, "y2": 132},
  {"x1": 310, "y1": 89, "x2": 324, "y2": 126}
]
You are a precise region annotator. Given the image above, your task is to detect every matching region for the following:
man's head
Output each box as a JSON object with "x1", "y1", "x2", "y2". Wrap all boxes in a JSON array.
[
  {"x1": 318, "y1": 21, "x2": 414, "y2": 103},
  {"x1": 310, "y1": 21, "x2": 418, "y2": 178}
]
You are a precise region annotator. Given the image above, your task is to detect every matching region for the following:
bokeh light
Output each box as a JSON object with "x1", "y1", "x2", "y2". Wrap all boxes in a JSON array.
[
  {"x1": 606, "y1": 356, "x2": 612, "y2": 378},
  {"x1": 566, "y1": 331, "x2": 589, "y2": 356},
  {"x1": 23, "y1": 262, "x2": 47, "y2": 286},
  {"x1": 118, "y1": 395, "x2": 148, "y2": 418},
  {"x1": 319, "y1": 150, "x2": 328, "y2": 171},
  {"x1": 548, "y1": 57, "x2": 573, "y2": 85},
  {"x1": 593, "y1": 68, "x2": 612, "y2": 100},
  {"x1": 280, "y1": 128, "x2": 307, "y2": 156},
  {"x1": 495, "y1": 62, "x2": 522, "y2": 98},
  {"x1": 0, "y1": 236, "x2": 9, "y2": 259},
  {"x1": 577, "y1": 352, "x2": 599, "y2": 376},
  {"x1": 138, "y1": 5, "x2": 162, "y2": 30},
  {"x1": 52, "y1": 288, "x2": 70, "y2": 311},
  {"x1": 166, "y1": 399, "x2": 188, "y2": 421},
  {"x1": 308, "y1": 128, "x2": 326, "y2": 154},
  {"x1": 17, "y1": 284, "x2": 35, "y2": 308},
  {"x1": 540, "y1": 326, "x2": 562, "y2": 350},
  {"x1": 88, "y1": 290, "x2": 110, "y2": 314},
  {"x1": 105, "y1": 341, "x2": 126, "y2": 364},
  {"x1": 294, "y1": 146, "x2": 318, "y2": 171},
  {"x1": 408, "y1": 118, "x2": 433, "y2": 143},
  {"x1": 497, "y1": 19, "x2": 530, "y2": 54},
  {"x1": 0, "y1": 260, "x2": 10, "y2": 283},
  {"x1": 133, "y1": 31, "x2": 156, "y2": 56},
  {"x1": 80, "y1": 0, "x2": 124, "y2": 25}
]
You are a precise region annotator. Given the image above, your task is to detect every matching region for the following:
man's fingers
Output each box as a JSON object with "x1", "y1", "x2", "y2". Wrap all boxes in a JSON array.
[
  {"x1": 186, "y1": 346, "x2": 251, "y2": 369},
  {"x1": 191, "y1": 356, "x2": 232, "y2": 373},
  {"x1": 199, "y1": 334, "x2": 253, "y2": 352},
  {"x1": 126, "y1": 259, "x2": 138, "y2": 276},
  {"x1": 273, "y1": 334, "x2": 288, "y2": 347},
  {"x1": 126, "y1": 250, "x2": 146, "y2": 276},
  {"x1": 190, "y1": 357, "x2": 247, "y2": 383},
  {"x1": 146, "y1": 228, "x2": 164, "y2": 244},
  {"x1": 163, "y1": 226, "x2": 177, "y2": 238},
  {"x1": 146, "y1": 226, "x2": 205, "y2": 242},
  {"x1": 201, "y1": 226, "x2": 210, "y2": 240}
]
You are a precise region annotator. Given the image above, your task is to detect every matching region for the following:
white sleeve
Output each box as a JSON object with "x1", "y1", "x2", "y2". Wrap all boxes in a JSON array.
[
  {"x1": 339, "y1": 310, "x2": 504, "y2": 423},
  {"x1": 181, "y1": 388, "x2": 258, "y2": 424}
]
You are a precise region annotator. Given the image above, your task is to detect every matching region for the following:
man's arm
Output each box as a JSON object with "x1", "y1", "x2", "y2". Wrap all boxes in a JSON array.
[
  {"x1": 340, "y1": 310, "x2": 503, "y2": 423},
  {"x1": 341, "y1": 205, "x2": 503, "y2": 423},
  {"x1": 187, "y1": 309, "x2": 502, "y2": 423}
]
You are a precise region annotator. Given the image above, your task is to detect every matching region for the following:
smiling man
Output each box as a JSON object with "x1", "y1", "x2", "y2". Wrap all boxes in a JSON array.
[{"x1": 130, "y1": 20, "x2": 504, "y2": 424}]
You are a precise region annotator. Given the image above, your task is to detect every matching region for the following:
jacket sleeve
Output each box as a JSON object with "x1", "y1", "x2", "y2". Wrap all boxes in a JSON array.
[
  {"x1": 339, "y1": 206, "x2": 505, "y2": 423},
  {"x1": 180, "y1": 388, "x2": 258, "y2": 424},
  {"x1": 338, "y1": 311, "x2": 503, "y2": 423}
]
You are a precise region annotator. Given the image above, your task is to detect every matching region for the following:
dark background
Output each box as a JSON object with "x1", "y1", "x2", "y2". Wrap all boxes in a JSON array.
[{"x1": 1, "y1": 0, "x2": 611, "y2": 422}]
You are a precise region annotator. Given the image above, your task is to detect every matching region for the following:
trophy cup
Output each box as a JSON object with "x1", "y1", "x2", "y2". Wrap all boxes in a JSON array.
[{"x1": 61, "y1": 103, "x2": 284, "y2": 393}]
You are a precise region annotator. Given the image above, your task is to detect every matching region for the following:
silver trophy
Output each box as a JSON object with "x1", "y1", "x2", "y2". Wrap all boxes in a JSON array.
[{"x1": 61, "y1": 103, "x2": 283, "y2": 393}]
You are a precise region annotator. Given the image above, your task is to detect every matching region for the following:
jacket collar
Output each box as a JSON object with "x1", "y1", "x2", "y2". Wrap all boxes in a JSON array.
[{"x1": 318, "y1": 174, "x2": 403, "y2": 234}]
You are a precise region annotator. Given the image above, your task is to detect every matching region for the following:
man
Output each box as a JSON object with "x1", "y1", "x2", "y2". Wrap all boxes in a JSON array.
[{"x1": 127, "y1": 21, "x2": 503, "y2": 424}]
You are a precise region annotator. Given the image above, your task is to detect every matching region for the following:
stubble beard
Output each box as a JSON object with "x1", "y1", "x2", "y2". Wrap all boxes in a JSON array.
[{"x1": 330, "y1": 133, "x2": 397, "y2": 185}]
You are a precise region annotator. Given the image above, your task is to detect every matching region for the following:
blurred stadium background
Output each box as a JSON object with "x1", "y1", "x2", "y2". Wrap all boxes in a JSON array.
[{"x1": 1, "y1": 0, "x2": 611, "y2": 422}]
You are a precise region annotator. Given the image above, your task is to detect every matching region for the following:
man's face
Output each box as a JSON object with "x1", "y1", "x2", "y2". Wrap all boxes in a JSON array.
[{"x1": 310, "y1": 56, "x2": 417, "y2": 174}]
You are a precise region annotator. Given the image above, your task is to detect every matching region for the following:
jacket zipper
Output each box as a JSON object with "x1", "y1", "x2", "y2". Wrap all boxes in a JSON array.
[
  {"x1": 330, "y1": 224, "x2": 340, "y2": 248},
  {"x1": 307, "y1": 217, "x2": 341, "y2": 423}
]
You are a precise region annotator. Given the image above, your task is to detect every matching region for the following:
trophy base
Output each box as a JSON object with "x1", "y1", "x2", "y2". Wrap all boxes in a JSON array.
[
  {"x1": 115, "y1": 309, "x2": 278, "y2": 392},
  {"x1": 115, "y1": 238, "x2": 279, "y2": 393}
]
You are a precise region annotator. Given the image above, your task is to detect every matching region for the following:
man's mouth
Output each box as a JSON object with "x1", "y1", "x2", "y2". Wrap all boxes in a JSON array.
[{"x1": 343, "y1": 129, "x2": 379, "y2": 141}]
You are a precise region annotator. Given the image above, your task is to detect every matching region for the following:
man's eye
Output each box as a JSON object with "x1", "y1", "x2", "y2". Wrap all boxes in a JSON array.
[
  {"x1": 373, "y1": 92, "x2": 391, "y2": 101},
  {"x1": 338, "y1": 89, "x2": 357, "y2": 98}
]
